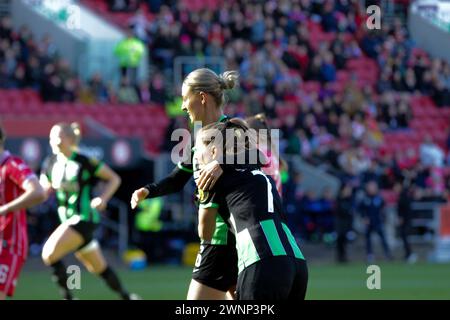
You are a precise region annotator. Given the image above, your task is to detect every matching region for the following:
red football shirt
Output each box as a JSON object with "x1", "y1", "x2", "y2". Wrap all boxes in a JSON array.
[{"x1": 0, "y1": 151, "x2": 35, "y2": 258}]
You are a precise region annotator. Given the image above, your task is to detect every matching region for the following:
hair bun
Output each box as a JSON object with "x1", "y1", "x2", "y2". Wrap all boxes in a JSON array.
[
  {"x1": 219, "y1": 71, "x2": 239, "y2": 90},
  {"x1": 70, "y1": 122, "x2": 81, "y2": 137}
]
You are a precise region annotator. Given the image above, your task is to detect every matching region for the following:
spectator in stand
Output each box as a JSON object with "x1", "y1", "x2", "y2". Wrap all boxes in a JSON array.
[
  {"x1": 78, "y1": 84, "x2": 96, "y2": 105},
  {"x1": 61, "y1": 77, "x2": 77, "y2": 102},
  {"x1": 403, "y1": 68, "x2": 417, "y2": 93},
  {"x1": 88, "y1": 73, "x2": 109, "y2": 103},
  {"x1": 108, "y1": 0, "x2": 139, "y2": 12},
  {"x1": 432, "y1": 79, "x2": 450, "y2": 107},
  {"x1": 41, "y1": 73, "x2": 63, "y2": 102},
  {"x1": 420, "y1": 136, "x2": 445, "y2": 168},
  {"x1": 344, "y1": 40, "x2": 362, "y2": 59},
  {"x1": 321, "y1": 1, "x2": 338, "y2": 32},
  {"x1": 129, "y1": 9, "x2": 150, "y2": 43},
  {"x1": 149, "y1": 72, "x2": 167, "y2": 105},
  {"x1": 114, "y1": 28, "x2": 146, "y2": 86},
  {"x1": 137, "y1": 80, "x2": 151, "y2": 104},
  {"x1": 147, "y1": 0, "x2": 164, "y2": 13},
  {"x1": 320, "y1": 52, "x2": 337, "y2": 82}
]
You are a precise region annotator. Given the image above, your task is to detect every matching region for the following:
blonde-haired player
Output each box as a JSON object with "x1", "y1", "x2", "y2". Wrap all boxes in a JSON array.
[{"x1": 40, "y1": 122, "x2": 139, "y2": 300}]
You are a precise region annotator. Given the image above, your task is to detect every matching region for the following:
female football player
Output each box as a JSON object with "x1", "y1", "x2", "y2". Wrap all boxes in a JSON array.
[
  {"x1": 193, "y1": 119, "x2": 308, "y2": 300},
  {"x1": 130, "y1": 68, "x2": 240, "y2": 300},
  {"x1": 40, "y1": 122, "x2": 139, "y2": 300}
]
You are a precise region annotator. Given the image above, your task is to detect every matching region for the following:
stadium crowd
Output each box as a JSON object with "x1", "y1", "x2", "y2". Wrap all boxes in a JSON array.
[
  {"x1": 103, "y1": 0, "x2": 450, "y2": 262},
  {"x1": 1, "y1": 0, "x2": 450, "y2": 263}
]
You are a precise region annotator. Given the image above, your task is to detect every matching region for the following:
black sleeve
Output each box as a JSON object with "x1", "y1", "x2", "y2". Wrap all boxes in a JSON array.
[{"x1": 144, "y1": 163, "x2": 193, "y2": 198}]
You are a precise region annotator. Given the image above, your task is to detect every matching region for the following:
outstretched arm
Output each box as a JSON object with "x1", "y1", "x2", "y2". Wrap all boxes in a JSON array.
[{"x1": 131, "y1": 164, "x2": 192, "y2": 209}]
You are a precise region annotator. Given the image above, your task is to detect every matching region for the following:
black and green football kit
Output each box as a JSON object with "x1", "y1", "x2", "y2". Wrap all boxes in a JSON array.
[
  {"x1": 143, "y1": 115, "x2": 238, "y2": 292},
  {"x1": 199, "y1": 167, "x2": 308, "y2": 300},
  {"x1": 42, "y1": 151, "x2": 104, "y2": 246}
]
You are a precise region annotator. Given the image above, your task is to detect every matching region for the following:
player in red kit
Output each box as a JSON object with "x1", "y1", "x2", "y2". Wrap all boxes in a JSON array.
[{"x1": 0, "y1": 126, "x2": 46, "y2": 299}]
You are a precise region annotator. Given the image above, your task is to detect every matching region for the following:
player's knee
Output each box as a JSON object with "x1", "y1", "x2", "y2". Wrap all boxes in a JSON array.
[
  {"x1": 82, "y1": 262, "x2": 98, "y2": 275},
  {"x1": 41, "y1": 243, "x2": 56, "y2": 265},
  {"x1": 89, "y1": 261, "x2": 107, "y2": 275}
]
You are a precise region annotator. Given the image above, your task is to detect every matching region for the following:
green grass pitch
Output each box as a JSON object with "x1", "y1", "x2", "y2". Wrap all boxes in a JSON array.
[{"x1": 13, "y1": 262, "x2": 450, "y2": 300}]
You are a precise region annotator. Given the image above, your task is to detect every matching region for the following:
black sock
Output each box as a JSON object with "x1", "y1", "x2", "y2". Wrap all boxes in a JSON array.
[
  {"x1": 50, "y1": 260, "x2": 73, "y2": 300},
  {"x1": 100, "y1": 266, "x2": 130, "y2": 300}
]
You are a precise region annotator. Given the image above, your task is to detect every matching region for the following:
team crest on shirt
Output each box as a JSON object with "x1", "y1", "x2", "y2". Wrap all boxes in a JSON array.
[{"x1": 197, "y1": 189, "x2": 209, "y2": 203}]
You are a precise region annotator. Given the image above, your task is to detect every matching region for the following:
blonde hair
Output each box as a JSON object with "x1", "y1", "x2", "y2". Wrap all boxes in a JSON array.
[
  {"x1": 183, "y1": 68, "x2": 239, "y2": 107},
  {"x1": 55, "y1": 122, "x2": 82, "y2": 145}
]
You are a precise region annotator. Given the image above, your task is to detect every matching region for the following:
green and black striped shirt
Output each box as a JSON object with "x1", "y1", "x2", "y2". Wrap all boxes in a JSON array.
[
  {"x1": 42, "y1": 151, "x2": 104, "y2": 224},
  {"x1": 199, "y1": 167, "x2": 305, "y2": 273}
]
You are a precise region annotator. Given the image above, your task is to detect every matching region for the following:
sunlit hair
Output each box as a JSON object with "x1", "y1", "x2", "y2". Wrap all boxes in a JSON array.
[
  {"x1": 183, "y1": 68, "x2": 239, "y2": 107},
  {"x1": 54, "y1": 122, "x2": 82, "y2": 146}
]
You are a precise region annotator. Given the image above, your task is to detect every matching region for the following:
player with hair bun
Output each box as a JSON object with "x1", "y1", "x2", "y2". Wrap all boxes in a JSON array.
[{"x1": 131, "y1": 68, "x2": 241, "y2": 300}]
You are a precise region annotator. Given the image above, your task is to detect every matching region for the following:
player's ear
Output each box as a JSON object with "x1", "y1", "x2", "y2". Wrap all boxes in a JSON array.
[
  {"x1": 211, "y1": 145, "x2": 217, "y2": 160},
  {"x1": 199, "y1": 91, "x2": 207, "y2": 106}
]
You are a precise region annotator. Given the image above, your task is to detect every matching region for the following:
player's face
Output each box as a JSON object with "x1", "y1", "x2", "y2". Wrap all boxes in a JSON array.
[
  {"x1": 49, "y1": 126, "x2": 70, "y2": 155},
  {"x1": 181, "y1": 84, "x2": 204, "y2": 123}
]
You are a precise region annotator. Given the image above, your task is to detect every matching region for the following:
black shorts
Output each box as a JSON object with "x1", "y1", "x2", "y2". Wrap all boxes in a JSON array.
[
  {"x1": 69, "y1": 220, "x2": 98, "y2": 249},
  {"x1": 236, "y1": 256, "x2": 308, "y2": 301},
  {"x1": 191, "y1": 243, "x2": 238, "y2": 292}
]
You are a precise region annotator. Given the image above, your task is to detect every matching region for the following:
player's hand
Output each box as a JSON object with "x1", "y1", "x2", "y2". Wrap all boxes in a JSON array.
[
  {"x1": 131, "y1": 187, "x2": 149, "y2": 209},
  {"x1": 196, "y1": 160, "x2": 223, "y2": 191},
  {"x1": 91, "y1": 197, "x2": 107, "y2": 211}
]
